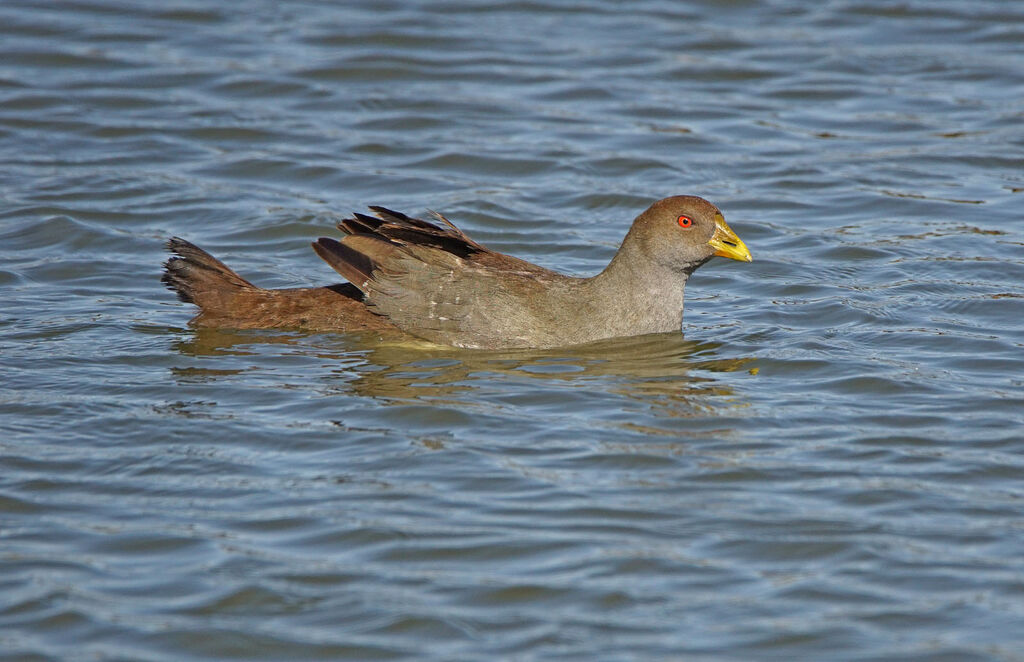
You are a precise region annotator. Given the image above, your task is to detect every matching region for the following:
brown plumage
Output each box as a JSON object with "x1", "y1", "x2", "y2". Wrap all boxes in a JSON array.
[
  {"x1": 163, "y1": 196, "x2": 752, "y2": 349},
  {"x1": 162, "y1": 237, "x2": 396, "y2": 333}
]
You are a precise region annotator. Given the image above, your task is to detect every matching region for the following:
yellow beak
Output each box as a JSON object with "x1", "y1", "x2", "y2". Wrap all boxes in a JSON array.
[{"x1": 708, "y1": 214, "x2": 753, "y2": 262}]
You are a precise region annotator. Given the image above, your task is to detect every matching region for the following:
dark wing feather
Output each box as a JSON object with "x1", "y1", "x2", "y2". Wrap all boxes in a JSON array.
[
  {"x1": 320, "y1": 206, "x2": 487, "y2": 291},
  {"x1": 372, "y1": 227, "x2": 478, "y2": 258},
  {"x1": 312, "y1": 237, "x2": 376, "y2": 287},
  {"x1": 338, "y1": 213, "x2": 384, "y2": 235},
  {"x1": 334, "y1": 206, "x2": 485, "y2": 259},
  {"x1": 367, "y1": 205, "x2": 441, "y2": 230}
]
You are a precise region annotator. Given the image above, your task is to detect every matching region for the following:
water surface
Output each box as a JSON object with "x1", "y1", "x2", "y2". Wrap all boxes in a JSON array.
[{"x1": 2, "y1": 1, "x2": 1024, "y2": 660}]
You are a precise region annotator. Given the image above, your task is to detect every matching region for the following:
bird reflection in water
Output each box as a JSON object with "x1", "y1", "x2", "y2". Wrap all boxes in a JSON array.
[{"x1": 168, "y1": 327, "x2": 754, "y2": 425}]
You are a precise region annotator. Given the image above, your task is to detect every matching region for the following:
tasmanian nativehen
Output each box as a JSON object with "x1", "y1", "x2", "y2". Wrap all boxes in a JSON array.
[{"x1": 162, "y1": 195, "x2": 752, "y2": 349}]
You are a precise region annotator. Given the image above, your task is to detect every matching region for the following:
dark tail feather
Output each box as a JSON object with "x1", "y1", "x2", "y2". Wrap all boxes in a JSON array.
[{"x1": 162, "y1": 237, "x2": 254, "y2": 305}]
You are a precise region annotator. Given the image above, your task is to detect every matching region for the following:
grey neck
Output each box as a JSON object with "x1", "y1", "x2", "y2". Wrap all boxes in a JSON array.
[{"x1": 581, "y1": 251, "x2": 693, "y2": 337}]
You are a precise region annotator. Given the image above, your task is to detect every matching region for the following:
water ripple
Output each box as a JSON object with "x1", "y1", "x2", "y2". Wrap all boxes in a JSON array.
[{"x1": 2, "y1": 0, "x2": 1024, "y2": 660}]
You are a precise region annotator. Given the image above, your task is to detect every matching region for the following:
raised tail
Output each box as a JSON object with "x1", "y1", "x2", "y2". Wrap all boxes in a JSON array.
[
  {"x1": 162, "y1": 237, "x2": 255, "y2": 308},
  {"x1": 161, "y1": 237, "x2": 397, "y2": 332}
]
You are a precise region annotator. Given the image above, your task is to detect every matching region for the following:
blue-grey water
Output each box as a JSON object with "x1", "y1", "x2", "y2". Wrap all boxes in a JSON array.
[{"x1": 2, "y1": 1, "x2": 1024, "y2": 660}]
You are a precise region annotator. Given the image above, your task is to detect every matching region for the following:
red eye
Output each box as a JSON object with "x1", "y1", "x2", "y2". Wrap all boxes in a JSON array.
[{"x1": 677, "y1": 215, "x2": 693, "y2": 228}]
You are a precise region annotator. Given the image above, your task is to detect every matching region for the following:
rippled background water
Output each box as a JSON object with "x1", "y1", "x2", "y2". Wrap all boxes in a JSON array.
[{"x1": 2, "y1": 0, "x2": 1024, "y2": 659}]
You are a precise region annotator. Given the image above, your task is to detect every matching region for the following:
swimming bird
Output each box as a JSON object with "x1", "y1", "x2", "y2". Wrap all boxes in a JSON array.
[{"x1": 162, "y1": 195, "x2": 751, "y2": 349}]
